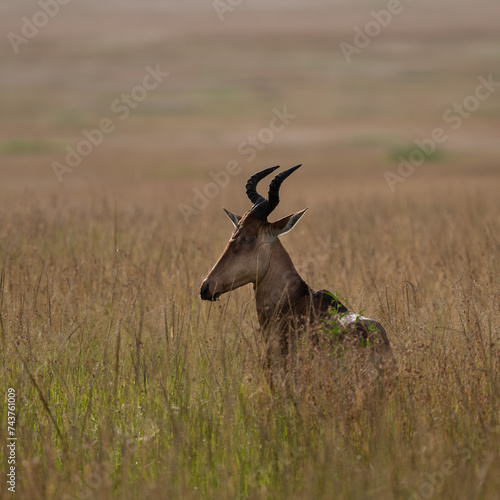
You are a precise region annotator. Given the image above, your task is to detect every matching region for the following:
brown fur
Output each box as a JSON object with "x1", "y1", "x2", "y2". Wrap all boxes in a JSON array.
[{"x1": 201, "y1": 211, "x2": 393, "y2": 361}]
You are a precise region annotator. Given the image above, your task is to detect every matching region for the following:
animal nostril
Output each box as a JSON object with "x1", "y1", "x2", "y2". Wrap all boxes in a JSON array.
[{"x1": 200, "y1": 283, "x2": 210, "y2": 300}]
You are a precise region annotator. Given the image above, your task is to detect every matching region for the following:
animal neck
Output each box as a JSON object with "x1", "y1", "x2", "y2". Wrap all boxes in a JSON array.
[{"x1": 254, "y1": 239, "x2": 311, "y2": 329}]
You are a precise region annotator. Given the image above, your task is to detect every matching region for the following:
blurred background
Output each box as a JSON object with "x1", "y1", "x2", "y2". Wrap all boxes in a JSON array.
[
  {"x1": 0, "y1": 0, "x2": 499, "y2": 212},
  {"x1": 3, "y1": 4, "x2": 500, "y2": 498}
]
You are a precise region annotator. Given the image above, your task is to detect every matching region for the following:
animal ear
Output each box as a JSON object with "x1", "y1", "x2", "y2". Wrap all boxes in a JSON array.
[
  {"x1": 268, "y1": 207, "x2": 308, "y2": 240},
  {"x1": 223, "y1": 208, "x2": 241, "y2": 228}
]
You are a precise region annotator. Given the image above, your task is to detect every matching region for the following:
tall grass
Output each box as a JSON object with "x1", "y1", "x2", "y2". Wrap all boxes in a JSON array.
[{"x1": 0, "y1": 178, "x2": 499, "y2": 499}]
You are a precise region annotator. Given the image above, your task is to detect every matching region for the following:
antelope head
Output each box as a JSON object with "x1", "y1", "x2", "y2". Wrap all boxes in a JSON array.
[{"x1": 200, "y1": 165, "x2": 307, "y2": 302}]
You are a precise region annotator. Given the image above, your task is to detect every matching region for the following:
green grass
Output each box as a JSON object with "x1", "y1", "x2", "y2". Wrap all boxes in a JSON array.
[
  {"x1": 387, "y1": 143, "x2": 446, "y2": 164},
  {"x1": 0, "y1": 139, "x2": 57, "y2": 155}
]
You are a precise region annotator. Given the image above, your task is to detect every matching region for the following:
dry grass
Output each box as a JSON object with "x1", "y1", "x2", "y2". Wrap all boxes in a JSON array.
[
  {"x1": 0, "y1": 175, "x2": 499, "y2": 499},
  {"x1": 1, "y1": 0, "x2": 500, "y2": 498}
]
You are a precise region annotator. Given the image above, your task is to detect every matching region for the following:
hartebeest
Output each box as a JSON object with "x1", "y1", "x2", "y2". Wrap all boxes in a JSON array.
[{"x1": 200, "y1": 165, "x2": 393, "y2": 361}]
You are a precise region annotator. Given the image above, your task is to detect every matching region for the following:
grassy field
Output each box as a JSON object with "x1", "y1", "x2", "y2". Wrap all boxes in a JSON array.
[{"x1": 1, "y1": 1, "x2": 500, "y2": 499}]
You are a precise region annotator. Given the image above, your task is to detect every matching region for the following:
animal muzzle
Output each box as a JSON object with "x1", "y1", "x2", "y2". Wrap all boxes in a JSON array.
[{"x1": 200, "y1": 281, "x2": 221, "y2": 301}]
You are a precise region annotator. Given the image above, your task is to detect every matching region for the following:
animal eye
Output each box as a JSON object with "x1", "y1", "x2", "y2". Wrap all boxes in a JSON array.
[{"x1": 241, "y1": 236, "x2": 255, "y2": 244}]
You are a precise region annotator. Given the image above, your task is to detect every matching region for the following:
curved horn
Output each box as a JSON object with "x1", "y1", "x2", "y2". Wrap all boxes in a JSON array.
[
  {"x1": 248, "y1": 164, "x2": 302, "y2": 220},
  {"x1": 267, "y1": 164, "x2": 302, "y2": 214},
  {"x1": 246, "y1": 165, "x2": 280, "y2": 206}
]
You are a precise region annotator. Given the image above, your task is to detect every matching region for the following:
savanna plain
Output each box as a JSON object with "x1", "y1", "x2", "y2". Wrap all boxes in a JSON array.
[{"x1": 0, "y1": 1, "x2": 500, "y2": 499}]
